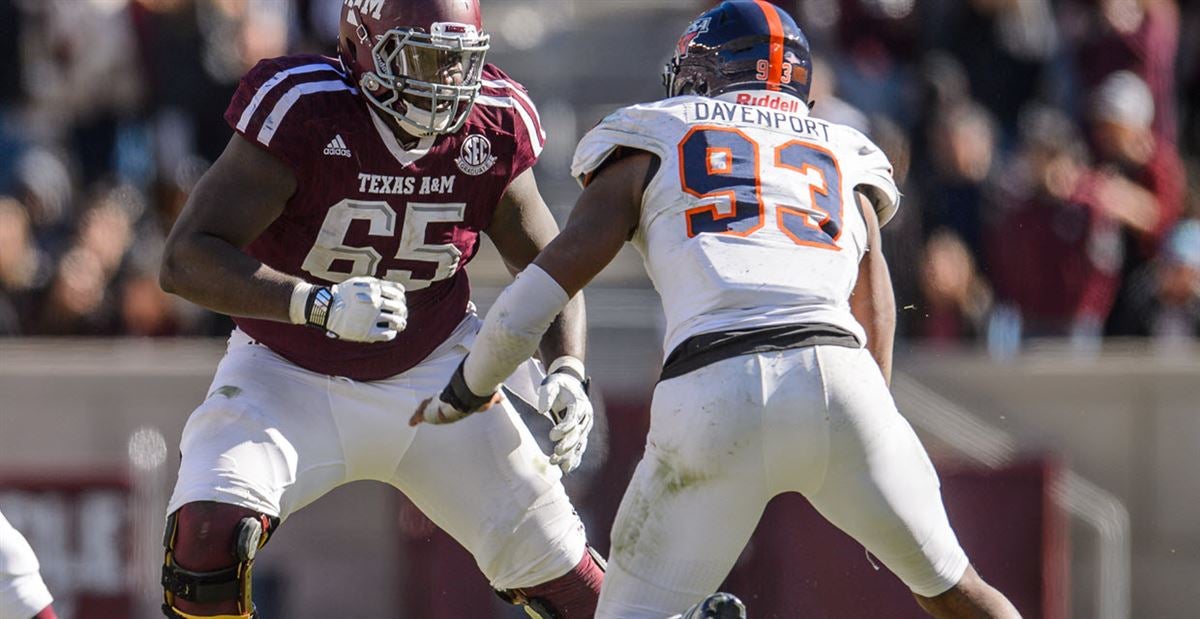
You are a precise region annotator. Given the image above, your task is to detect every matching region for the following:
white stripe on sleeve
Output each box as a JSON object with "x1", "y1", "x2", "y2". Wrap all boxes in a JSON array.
[
  {"x1": 257, "y1": 81, "x2": 356, "y2": 146},
  {"x1": 475, "y1": 94, "x2": 545, "y2": 158},
  {"x1": 237, "y1": 63, "x2": 345, "y2": 132},
  {"x1": 481, "y1": 79, "x2": 546, "y2": 143}
]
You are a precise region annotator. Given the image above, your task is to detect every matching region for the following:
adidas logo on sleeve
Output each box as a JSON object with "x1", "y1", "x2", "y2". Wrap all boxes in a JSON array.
[{"x1": 324, "y1": 134, "x2": 352, "y2": 157}]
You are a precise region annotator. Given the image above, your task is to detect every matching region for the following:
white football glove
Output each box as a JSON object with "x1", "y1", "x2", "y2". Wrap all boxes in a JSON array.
[
  {"x1": 539, "y1": 357, "x2": 594, "y2": 475},
  {"x1": 301, "y1": 276, "x2": 407, "y2": 342}
]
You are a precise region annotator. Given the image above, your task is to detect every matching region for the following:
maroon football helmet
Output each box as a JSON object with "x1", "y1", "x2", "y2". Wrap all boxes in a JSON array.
[{"x1": 339, "y1": 0, "x2": 490, "y2": 137}]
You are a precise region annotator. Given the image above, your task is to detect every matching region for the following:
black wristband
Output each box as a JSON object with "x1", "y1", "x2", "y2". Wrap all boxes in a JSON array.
[
  {"x1": 304, "y1": 286, "x2": 333, "y2": 330},
  {"x1": 440, "y1": 359, "x2": 495, "y2": 413},
  {"x1": 550, "y1": 366, "x2": 590, "y2": 396}
]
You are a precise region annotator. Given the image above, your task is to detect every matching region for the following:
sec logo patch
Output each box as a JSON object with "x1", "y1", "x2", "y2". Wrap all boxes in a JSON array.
[{"x1": 456, "y1": 134, "x2": 498, "y2": 176}]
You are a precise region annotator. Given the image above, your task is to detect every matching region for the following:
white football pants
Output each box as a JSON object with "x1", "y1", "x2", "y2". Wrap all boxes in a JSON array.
[
  {"x1": 0, "y1": 510, "x2": 53, "y2": 619},
  {"x1": 166, "y1": 315, "x2": 586, "y2": 591},
  {"x1": 597, "y1": 345, "x2": 969, "y2": 618}
]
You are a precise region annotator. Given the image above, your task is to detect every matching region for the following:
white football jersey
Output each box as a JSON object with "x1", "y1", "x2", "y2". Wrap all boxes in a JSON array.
[{"x1": 571, "y1": 91, "x2": 900, "y2": 355}]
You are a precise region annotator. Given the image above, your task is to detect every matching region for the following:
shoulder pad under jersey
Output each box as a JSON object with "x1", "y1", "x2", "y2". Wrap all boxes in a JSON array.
[
  {"x1": 475, "y1": 64, "x2": 547, "y2": 183},
  {"x1": 224, "y1": 55, "x2": 355, "y2": 174},
  {"x1": 832, "y1": 124, "x2": 901, "y2": 227},
  {"x1": 570, "y1": 99, "x2": 693, "y2": 188}
]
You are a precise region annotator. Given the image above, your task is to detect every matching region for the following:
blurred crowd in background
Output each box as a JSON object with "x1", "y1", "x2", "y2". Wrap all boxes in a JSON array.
[{"x1": 0, "y1": 0, "x2": 1196, "y2": 350}]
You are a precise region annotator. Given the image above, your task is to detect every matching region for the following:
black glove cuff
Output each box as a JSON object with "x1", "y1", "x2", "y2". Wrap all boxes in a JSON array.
[
  {"x1": 304, "y1": 286, "x2": 333, "y2": 330},
  {"x1": 441, "y1": 359, "x2": 495, "y2": 413}
]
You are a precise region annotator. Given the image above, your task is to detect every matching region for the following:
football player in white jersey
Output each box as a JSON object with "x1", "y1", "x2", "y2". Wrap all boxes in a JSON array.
[
  {"x1": 0, "y1": 510, "x2": 56, "y2": 619},
  {"x1": 414, "y1": 1, "x2": 1020, "y2": 617}
]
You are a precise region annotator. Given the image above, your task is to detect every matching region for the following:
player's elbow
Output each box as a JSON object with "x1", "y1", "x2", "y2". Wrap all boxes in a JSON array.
[
  {"x1": 159, "y1": 234, "x2": 195, "y2": 296},
  {"x1": 158, "y1": 245, "x2": 182, "y2": 295}
]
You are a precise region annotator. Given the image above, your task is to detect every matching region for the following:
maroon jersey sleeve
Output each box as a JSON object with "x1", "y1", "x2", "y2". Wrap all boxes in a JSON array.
[
  {"x1": 478, "y1": 65, "x2": 546, "y2": 184},
  {"x1": 223, "y1": 55, "x2": 355, "y2": 178}
]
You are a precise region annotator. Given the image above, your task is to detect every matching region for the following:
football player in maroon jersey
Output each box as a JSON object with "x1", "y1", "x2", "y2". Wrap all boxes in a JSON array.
[{"x1": 156, "y1": 1, "x2": 601, "y2": 617}]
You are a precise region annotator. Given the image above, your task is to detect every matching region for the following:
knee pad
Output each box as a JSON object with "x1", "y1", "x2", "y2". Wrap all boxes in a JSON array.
[
  {"x1": 682, "y1": 593, "x2": 746, "y2": 619},
  {"x1": 162, "y1": 609, "x2": 259, "y2": 619},
  {"x1": 161, "y1": 503, "x2": 278, "y2": 619},
  {"x1": 495, "y1": 589, "x2": 559, "y2": 619},
  {"x1": 495, "y1": 546, "x2": 605, "y2": 618}
]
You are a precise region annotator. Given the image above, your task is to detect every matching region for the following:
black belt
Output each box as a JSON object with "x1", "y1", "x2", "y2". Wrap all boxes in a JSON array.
[{"x1": 660, "y1": 323, "x2": 860, "y2": 382}]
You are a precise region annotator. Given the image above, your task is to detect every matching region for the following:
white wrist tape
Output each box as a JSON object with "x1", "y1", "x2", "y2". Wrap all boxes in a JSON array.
[
  {"x1": 288, "y1": 281, "x2": 315, "y2": 325},
  {"x1": 547, "y1": 356, "x2": 585, "y2": 379},
  {"x1": 463, "y1": 264, "x2": 570, "y2": 395}
]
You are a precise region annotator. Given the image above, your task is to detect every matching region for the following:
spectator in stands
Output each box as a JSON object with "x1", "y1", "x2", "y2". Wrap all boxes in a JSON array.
[
  {"x1": 76, "y1": 195, "x2": 134, "y2": 280},
  {"x1": 1089, "y1": 71, "x2": 1184, "y2": 250},
  {"x1": 918, "y1": 229, "x2": 993, "y2": 343},
  {"x1": 1109, "y1": 219, "x2": 1200, "y2": 341},
  {"x1": 0, "y1": 197, "x2": 44, "y2": 334},
  {"x1": 1178, "y1": 3, "x2": 1200, "y2": 157},
  {"x1": 987, "y1": 106, "x2": 1123, "y2": 339},
  {"x1": 1150, "y1": 220, "x2": 1200, "y2": 339},
  {"x1": 120, "y1": 267, "x2": 181, "y2": 337},
  {"x1": 29, "y1": 185, "x2": 137, "y2": 336},
  {"x1": 1071, "y1": 0, "x2": 1180, "y2": 144},
  {"x1": 1107, "y1": 162, "x2": 1200, "y2": 340},
  {"x1": 17, "y1": 0, "x2": 145, "y2": 184},
  {"x1": 32, "y1": 246, "x2": 115, "y2": 336},
  {"x1": 809, "y1": 55, "x2": 869, "y2": 132},
  {"x1": 14, "y1": 148, "x2": 75, "y2": 254},
  {"x1": 825, "y1": 0, "x2": 920, "y2": 125},
  {"x1": 1087, "y1": 71, "x2": 1186, "y2": 335},
  {"x1": 930, "y1": 0, "x2": 1062, "y2": 137},
  {"x1": 922, "y1": 101, "x2": 997, "y2": 262}
]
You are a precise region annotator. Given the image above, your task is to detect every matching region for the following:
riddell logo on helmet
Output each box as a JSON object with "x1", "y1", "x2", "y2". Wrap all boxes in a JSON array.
[{"x1": 736, "y1": 93, "x2": 801, "y2": 113}]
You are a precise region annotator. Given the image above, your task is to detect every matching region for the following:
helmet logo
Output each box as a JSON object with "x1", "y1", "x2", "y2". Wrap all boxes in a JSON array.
[
  {"x1": 676, "y1": 17, "x2": 711, "y2": 58},
  {"x1": 456, "y1": 134, "x2": 497, "y2": 175},
  {"x1": 735, "y1": 92, "x2": 801, "y2": 113},
  {"x1": 344, "y1": 0, "x2": 385, "y2": 21}
]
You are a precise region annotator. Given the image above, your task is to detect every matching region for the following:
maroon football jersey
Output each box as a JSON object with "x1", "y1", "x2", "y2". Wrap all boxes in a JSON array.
[{"x1": 224, "y1": 54, "x2": 545, "y2": 380}]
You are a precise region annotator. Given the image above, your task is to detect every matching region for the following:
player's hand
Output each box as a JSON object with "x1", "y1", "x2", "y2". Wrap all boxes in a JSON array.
[
  {"x1": 409, "y1": 359, "x2": 503, "y2": 426},
  {"x1": 409, "y1": 392, "x2": 503, "y2": 426},
  {"x1": 307, "y1": 276, "x2": 407, "y2": 342},
  {"x1": 538, "y1": 357, "x2": 593, "y2": 475}
]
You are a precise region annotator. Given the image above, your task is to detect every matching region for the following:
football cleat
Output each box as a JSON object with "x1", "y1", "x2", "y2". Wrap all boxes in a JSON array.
[{"x1": 681, "y1": 592, "x2": 748, "y2": 619}]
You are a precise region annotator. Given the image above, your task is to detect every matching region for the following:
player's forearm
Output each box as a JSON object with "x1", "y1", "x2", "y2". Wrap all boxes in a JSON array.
[
  {"x1": 160, "y1": 231, "x2": 299, "y2": 323},
  {"x1": 850, "y1": 191, "x2": 895, "y2": 384},
  {"x1": 853, "y1": 256, "x2": 896, "y2": 384},
  {"x1": 537, "y1": 293, "x2": 586, "y2": 366},
  {"x1": 862, "y1": 294, "x2": 895, "y2": 385},
  {"x1": 463, "y1": 265, "x2": 569, "y2": 395}
]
